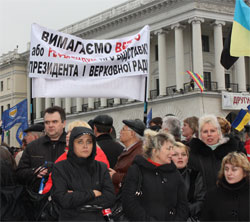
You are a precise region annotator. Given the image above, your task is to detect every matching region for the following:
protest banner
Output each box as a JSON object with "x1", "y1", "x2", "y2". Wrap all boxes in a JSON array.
[{"x1": 29, "y1": 24, "x2": 150, "y2": 101}]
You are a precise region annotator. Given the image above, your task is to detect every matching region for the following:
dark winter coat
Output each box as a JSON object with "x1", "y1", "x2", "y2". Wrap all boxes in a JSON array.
[
  {"x1": 51, "y1": 127, "x2": 115, "y2": 221},
  {"x1": 188, "y1": 137, "x2": 243, "y2": 190},
  {"x1": 96, "y1": 133, "x2": 123, "y2": 168},
  {"x1": 112, "y1": 140, "x2": 143, "y2": 193},
  {"x1": 201, "y1": 177, "x2": 250, "y2": 221},
  {"x1": 16, "y1": 132, "x2": 66, "y2": 192},
  {"x1": 179, "y1": 167, "x2": 206, "y2": 220},
  {"x1": 122, "y1": 155, "x2": 189, "y2": 221}
]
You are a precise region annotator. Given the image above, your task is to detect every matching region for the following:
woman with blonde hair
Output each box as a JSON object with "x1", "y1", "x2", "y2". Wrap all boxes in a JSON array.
[
  {"x1": 122, "y1": 129, "x2": 189, "y2": 221},
  {"x1": 172, "y1": 142, "x2": 206, "y2": 221},
  {"x1": 188, "y1": 114, "x2": 243, "y2": 190},
  {"x1": 181, "y1": 116, "x2": 199, "y2": 145},
  {"x1": 201, "y1": 152, "x2": 250, "y2": 221}
]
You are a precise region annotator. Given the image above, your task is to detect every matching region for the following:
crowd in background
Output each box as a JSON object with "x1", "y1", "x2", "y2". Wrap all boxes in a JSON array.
[{"x1": 1, "y1": 105, "x2": 250, "y2": 221}]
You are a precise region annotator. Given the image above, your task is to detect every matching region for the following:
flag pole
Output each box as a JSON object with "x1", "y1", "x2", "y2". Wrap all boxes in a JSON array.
[
  {"x1": 30, "y1": 79, "x2": 34, "y2": 124},
  {"x1": 143, "y1": 77, "x2": 148, "y2": 125}
]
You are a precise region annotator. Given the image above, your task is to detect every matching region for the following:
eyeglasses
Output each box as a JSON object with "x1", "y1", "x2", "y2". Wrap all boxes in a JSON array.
[{"x1": 121, "y1": 127, "x2": 132, "y2": 132}]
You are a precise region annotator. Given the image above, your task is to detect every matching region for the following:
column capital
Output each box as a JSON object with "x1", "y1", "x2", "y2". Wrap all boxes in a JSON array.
[
  {"x1": 211, "y1": 20, "x2": 226, "y2": 27},
  {"x1": 188, "y1": 17, "x2": 204, "y2": 24},
  {"x1": 154, "y1": 28, "x2": 168, "y2": 35},
  {"x1": 171, "y1": 23, "x2": 185, "y2": 30}
]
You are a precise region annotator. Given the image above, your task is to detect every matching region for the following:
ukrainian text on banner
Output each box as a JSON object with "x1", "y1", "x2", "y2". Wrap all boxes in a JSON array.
[{"x1": 29, "y1": 24, "x2": 150, "y2": 101}]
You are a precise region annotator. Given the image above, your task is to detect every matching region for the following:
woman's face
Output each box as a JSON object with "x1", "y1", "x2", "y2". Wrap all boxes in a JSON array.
[
  {"x1": 200, "y1": 122, "x2": 220, "y2": 145},
  {"x1": 66, "y1": 130, "x2": 72, "y2": 146},
  {"x1": 182, "y1": 122, "x2": 193, "y2": 139},
  {"x1": 73, "y1": 134, "x2": 93, "y2": 158},
  {"x1": 172, "y1": 147, "x2": 189, "y2": 169},
  {"x1": 152, "y1": 141, "x2": 174, "y2": 165},
  {"x1": 224, "y1": 163, "x2": 245, "y2": 184}
]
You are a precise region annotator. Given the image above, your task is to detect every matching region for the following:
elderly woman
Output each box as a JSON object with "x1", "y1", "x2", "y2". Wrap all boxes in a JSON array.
[
  {"x1": 172, "y1": 142, "x2": 206, "y2": 221},
  {"x1": 51, "y1": 127, "x2": 115, "y2": 221},
  {"x1": 122, "y1": 129, "x2": 189, "y2": 221},
  {"x1": 181, "y1": 116, "x2": 199, "y2": 145},
  {"x1": 201, "y1": 152, "x2": 250, "y2": 221},
  {"x1": 188, "y1": 114, "x2": 243, "y2": 190}
]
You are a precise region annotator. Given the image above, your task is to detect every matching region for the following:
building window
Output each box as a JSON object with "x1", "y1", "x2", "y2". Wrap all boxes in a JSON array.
[
  {"x1": 7, "y1": 78, "x2": 11, "y2": 90},
  {"x1": 0, "y1": 81, "x2": 3, "y2": 91},
  {"x1": 155, "y1": 45, "x2": 158, "y2": 61},
  {"x1": 225, "y1": 73, "x2": 230, "y2": 89},
  {"x1": 156, "y1": 79, "x2": 159, "y2": 96},
  {"x1": 202, "y1": 35, "x2": 209, "y2": 52},
  {"x1": 204, "y1": 72, "x2": 211, "y2": 90}
]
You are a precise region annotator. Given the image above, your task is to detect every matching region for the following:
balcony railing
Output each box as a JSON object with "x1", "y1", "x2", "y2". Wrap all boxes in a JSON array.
[
  {"x1": 121, "y1": 99, "x2": 128, "y2": 104},
  {"x1": 247, "y1": 84, "x2": 250, "y2": 92},
  {"x1": 166, "y1": 85, "x2": 177, "y2": 96},
  {"x1": 204, "y1": 81, "x2": 218, "y2": 91},
  {"x1": 150, "y1": 89, "x2": 158, "y2": 99},
  {"x1": 71, "y1": 106, "x2": 77, "y2": 113},
  {"x1": 82, "y1": 104, "x2": 88, "y2": 112},
  {"x1": 226, "y1": 83, "x2": 238, "y2": 92},
  {"x1": 107, "y1": 99, "x2": 114, "y2": 107},
  {"x1": 94, "y1": 101, "x2": 101, "y2": 109}
]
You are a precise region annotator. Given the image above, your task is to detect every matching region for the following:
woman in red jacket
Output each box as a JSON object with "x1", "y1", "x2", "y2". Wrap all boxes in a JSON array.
[{"x1": 43, "y1": 120, "x2": 109, "y2": 194}]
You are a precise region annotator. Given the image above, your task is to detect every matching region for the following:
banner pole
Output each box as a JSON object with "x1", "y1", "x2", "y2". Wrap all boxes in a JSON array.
[
  {"x1": 30, "y1": 79, "x2": 34, "y2": 124},
  {"x1": 143, "y1": 77, "x2": 148, "y2": 125}
]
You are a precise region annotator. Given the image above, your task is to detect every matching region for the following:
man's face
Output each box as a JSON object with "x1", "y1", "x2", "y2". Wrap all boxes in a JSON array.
[
  {"x1": 44, "y1": 112, "x2": 65, "y2": 141},
  {"x1": 119, "y1": 125, "x2": 133, "y2": 144},
  {"x1": 24, "y1": 132, "x2": 37, "y2": 144}
]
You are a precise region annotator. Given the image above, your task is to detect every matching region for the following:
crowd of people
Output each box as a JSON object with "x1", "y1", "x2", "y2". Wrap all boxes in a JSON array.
[{"x1": 1, "y1": 105, "x2": 250, "y2": 221}]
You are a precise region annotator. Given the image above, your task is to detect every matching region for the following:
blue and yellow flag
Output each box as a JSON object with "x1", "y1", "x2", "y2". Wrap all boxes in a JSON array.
[
  {"x1": 231, "y1": 109, "x2": 250, "y2": 131},
  {"x1": 230, "y1": 0, "x2": 250, "y2": 56}
]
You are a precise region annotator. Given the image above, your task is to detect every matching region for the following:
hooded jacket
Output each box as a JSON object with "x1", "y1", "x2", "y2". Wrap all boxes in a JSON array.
[
  {"x1": 188, "y1": 136, "x2": 243, "y2": 190},
  {"x1": 51, "y1": 127, "x2": 115, "y2": 221},
  {"x1": 122, "y1": 155, "x2": 189, "y2": 221}
]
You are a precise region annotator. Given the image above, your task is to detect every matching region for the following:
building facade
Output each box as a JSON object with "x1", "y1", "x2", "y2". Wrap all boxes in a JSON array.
[{"x1": 1, "y1": 0, "x2": 250, "y2": 146}]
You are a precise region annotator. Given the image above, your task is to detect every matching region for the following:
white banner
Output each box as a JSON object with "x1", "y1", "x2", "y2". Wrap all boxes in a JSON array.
[
  {"x1": 222, "y1": 92, "x2": 250, "y2": 110},
  {"x1": 29, "y1": 24, "x2": 150, "y2": 101}
]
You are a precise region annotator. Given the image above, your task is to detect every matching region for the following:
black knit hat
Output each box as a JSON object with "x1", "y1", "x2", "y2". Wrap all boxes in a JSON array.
[{"x1": 122, "y1": 119, "x2": 146, "y2": 136}]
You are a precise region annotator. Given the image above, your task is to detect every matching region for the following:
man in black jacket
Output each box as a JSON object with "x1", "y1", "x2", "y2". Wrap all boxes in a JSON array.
[
  {"x1": 93, "y1": 114, "x2": 123, "y2": 168},
  {"x1": 16, "y1": 106, "x2": 67, "y2": 192}
]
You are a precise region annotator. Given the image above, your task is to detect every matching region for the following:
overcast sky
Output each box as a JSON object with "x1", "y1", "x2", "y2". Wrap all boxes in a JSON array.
[{"x1": 0, "y1": 0, "x2": 128, "y2": 55}]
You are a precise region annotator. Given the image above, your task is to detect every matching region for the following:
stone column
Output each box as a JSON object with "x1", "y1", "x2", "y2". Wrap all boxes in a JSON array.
[
  {"x1": 88, "y1": 98, "x2": 94, "y2": 110},
  {"x1": 188, "y1": 17, "x2": 204, "y2": 76},
  {"x1": 35, "y1": 98, "x2": 41, "y2": 119},
  {"x1": 114, "y1": 98, "x2": 120, "y2": 105},
  {"x1": 235, "y1": 57, "x2": 247, "y2": 92},
  {"x1": 65, "y1": 98, "x2": 71, "y2": 114},
  {"x1": 45, "y1": 98, "x2": 51, "y2": 109},
  {"x1": 54, "y1": 98, "x2": 61, "y2": 106},
  {"x1": 213, "y1": 20, "x2": 226, "y2": 91},
  {"x1": 171, "y1": 23, "x2": 185, "y2": 90},
  {"x1": 100, "y1": 98, "x2": 107, "y2": 107},
  {"x1": 76, "y1": 98, "x2": 82, "y2": 112},
  {"x1": 154, "y1": 29, "x2": 168, "y2": 96}
]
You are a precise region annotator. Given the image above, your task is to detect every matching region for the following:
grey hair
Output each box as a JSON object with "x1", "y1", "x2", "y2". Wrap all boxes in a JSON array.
[
  {"x1": 199, "y1": 114, "x2": 222, "y2": 140},
  {"x1": 143, "y1": 129, "x2": 175, "y2": 158},
  {"x1": 162, "y1": 116, "x2": 181, "y2": 140}
]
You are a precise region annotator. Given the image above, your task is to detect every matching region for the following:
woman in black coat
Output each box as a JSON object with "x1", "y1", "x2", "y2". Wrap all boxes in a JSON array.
[
  {"x1": 51, "y1": 127, "x2": 115, "y2": 221},
  {"x1": 188, "y1": 114, "x2": 244, "y2": 190},
  {"x1": 172, "y1": 142, "x2": 206, "y2": 221},
  {"x1": 122, "y1": 129, "x2": 189, "y2": 221},
  {"x1": 201, "y1": 152, "x2": 250, "y2": 221}
]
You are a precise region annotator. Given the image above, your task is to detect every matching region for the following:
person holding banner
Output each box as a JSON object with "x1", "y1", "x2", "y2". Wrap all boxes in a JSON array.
[{"x1": 16, "y1": 106, "x2": 67, "y2": 192}]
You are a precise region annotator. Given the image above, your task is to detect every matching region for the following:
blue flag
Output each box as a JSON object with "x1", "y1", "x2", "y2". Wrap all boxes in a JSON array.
[
  {"x1": 16, "y1": 121, "x2": 28, "y2": 146},
  {"x1": 1, "y1": 99, "x2": 28, "y2": 144},
  {"x1": 146, "y1": 108, "x2": 152, "y2": 128}
]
